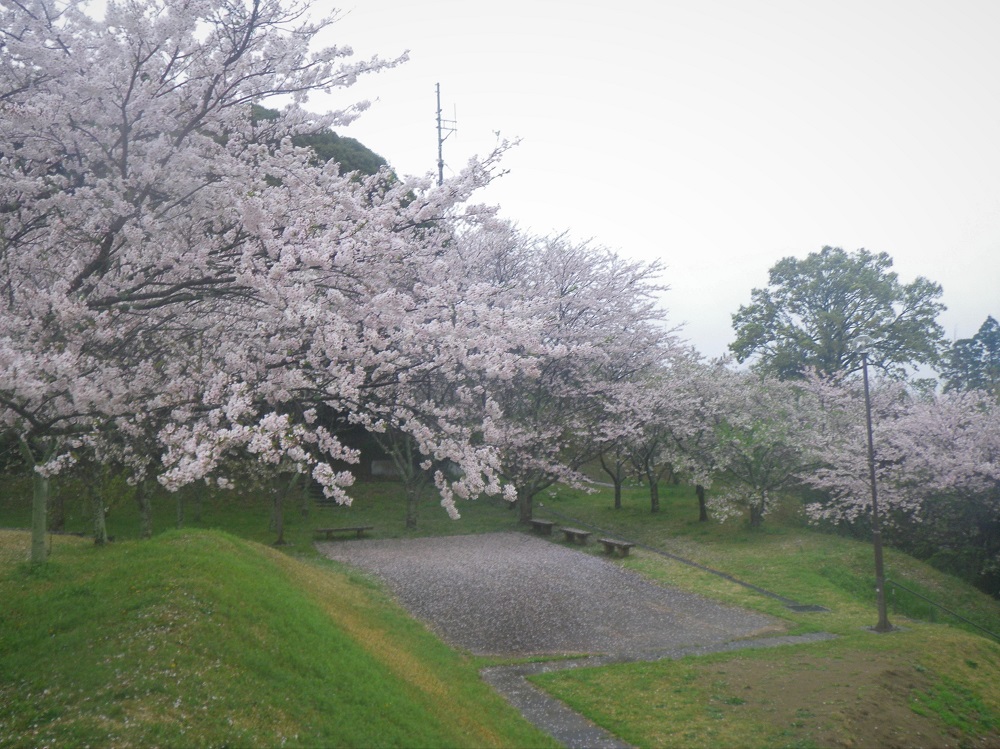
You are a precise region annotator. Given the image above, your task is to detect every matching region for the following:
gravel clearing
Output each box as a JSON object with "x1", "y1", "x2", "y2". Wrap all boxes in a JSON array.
[{"x1": 317, "y1": 531, "x2": 784, "y2": 657}]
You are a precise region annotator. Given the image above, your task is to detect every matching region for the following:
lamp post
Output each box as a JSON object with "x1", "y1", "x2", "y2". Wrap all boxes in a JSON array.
[{"x1": 854, "y1": 335, "x2": 893, "y2": 633}]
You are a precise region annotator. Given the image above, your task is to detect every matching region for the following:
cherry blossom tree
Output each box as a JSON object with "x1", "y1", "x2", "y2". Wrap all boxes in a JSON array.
[
  {"x1": 0, "y1": 0, "x2": 526, "y2": 559},
  {"x1": 618, "y1": 351, "x2": 741, "y2": 518},
  {"x1": 653, "y1": 355, "x2": 733, "y2": 522},
  {"x1": 624, "y1": 377, "x2": 680, "y2": 514},
  {"x1": 468, "y1": 230, "x2": 675, "y2": 522},
  {"x1": 343, "y1": 221, "x2": 541, "y2": 528},
  {"x1": 706, "y1": 370, "x2": 814, "y2": 527},
  {"x1": 800, "y1": 374, "x2": 1000, "y2": 589}
]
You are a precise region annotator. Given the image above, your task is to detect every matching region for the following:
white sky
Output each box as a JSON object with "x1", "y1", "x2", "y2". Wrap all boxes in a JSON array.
[{"x1": 314, "y1": 0, "x2": 1000, "y2": 359}]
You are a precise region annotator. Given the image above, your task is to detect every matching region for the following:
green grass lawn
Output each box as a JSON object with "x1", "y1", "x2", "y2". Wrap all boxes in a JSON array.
[
  {"x1": 528, "y1": 482, "x2": 1000, "y2": 748},
  {"x1": 0, "y1": 472, "x2": 526, "y2": 550},
  {"x1": 1, "y1": 471, "x2": 999, "y2": 748},
  {"x1": 0, "y1": 527, "x2": 557, "y2": 748}
]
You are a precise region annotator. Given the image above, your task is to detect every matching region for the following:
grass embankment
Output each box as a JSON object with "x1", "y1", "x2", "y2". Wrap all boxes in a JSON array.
[
  {"x1": 2, "y1": 474, "x2": 999, "y2": 748},
  {"x1": 0, "y1": 528, "x2": 556, "y2": 748}
]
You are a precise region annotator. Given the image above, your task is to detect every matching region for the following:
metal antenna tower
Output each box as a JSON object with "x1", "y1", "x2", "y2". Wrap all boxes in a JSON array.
[{"x1": 436, "y1": 82, "x2": 457, "y2": 186}]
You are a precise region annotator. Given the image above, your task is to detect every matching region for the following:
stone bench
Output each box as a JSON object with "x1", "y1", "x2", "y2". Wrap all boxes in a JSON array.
[
  {"x1": 529, "y1": 519, "x2": 556, "y2": 535},
  {"x1": 598, "y1": 537, "x2": 635, "y2": 557},
  {"x1": 560, "y1": 527, "x2": 591, "y2": 545},
  {"x1": 314, "y1": 526, "x2": 373, "y2": 540}
]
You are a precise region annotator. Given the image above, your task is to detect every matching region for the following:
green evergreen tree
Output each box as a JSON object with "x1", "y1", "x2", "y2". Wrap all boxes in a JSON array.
[
  {"x1": 730, "y1": 246, "x2": 945, "y2": 379},
  {"x1": 941, "y1": 316, "x2": 1000, "y2": 398}
]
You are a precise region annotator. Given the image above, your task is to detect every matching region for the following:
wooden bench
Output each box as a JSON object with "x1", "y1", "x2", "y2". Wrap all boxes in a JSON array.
[
  {"x1": 529, "y1": 519, "x2": 556, "y2": 535},
  {"x1": 598, "y1": 537, "x2": 635, "y2": 557},
  {"x1": 314, "y1": 526, "x2": 373, "y2": 540},
  {"x1": 560, "y1": 527, "x2": 591, "y2": 545}
]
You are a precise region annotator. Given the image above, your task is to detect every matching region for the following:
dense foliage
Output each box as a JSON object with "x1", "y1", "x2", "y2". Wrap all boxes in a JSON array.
[
  {"x1": 941, "y1": 316, "x2": 1000, "y2": 399},
  {"x1": 730, "y1": 246, "x2": 946, "y2": 379}
]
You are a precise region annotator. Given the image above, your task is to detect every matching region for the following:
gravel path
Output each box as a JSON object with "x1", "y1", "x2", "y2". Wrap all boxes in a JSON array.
[
  {"x1": 316, "y1": 531, "x2": 783, "y2": 657},
  {"x1": 317, "y1": 531, "x2": 836, "y2": 748}
]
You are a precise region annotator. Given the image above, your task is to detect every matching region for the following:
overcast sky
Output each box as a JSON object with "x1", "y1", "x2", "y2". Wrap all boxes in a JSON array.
[{"x1": 316, "y1": 0, "x2": 1000, "y2": 359}]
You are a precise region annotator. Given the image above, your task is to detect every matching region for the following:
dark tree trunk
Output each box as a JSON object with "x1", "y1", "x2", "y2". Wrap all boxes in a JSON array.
[
  {"x1": 405, "y1": 486, "x2": 420, "y2": 530},
  {"x1": 271, "y1": 474, "x2": 300, "y2": 544},
  {"x1": 300, "y1": 478, "x2": 311, "y2": 517},
  {"x1": 272, "y1": 485, "x2": 286, "y2": 545},
  {"x1": 599, "y1": 451, "x2": 627, "y2": 510},
  {"x1": 401, "y1": 466, "x2": 428, "y2": 530},
  {"x1": 376, "y1": 431, "x2": 430, "y2": 530},
  {"x1": 49, "y1": 488, "x2": 65, "y2": 533},
  {"x1": 89, "y1": 480, "x2": 109, "y2": 546},
  {"x1": 135, "y1": 480, "x2": 153, "y2": 539},
  {"x1": 649, "y1": 478, "x2": 660, "y2": 513},
  {"x1": 176, "y1": 492, "x2": 185, "y2": 529},
  {"x1": 697, "y1": 484, "x2": 708, "y2": 522},
  {"x1": 518, "y1": 488, "x2": 534, "y2": 523},
  {"x1": 20, "y1": 439, "x2": 53, "y2": 564},
  {"x1": 31, "y1": 467, "x2": 50, "y2": 563}
]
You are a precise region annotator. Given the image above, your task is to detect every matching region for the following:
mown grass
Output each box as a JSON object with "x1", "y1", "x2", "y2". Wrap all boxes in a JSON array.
[
  {"x1": 0, "y1": 472, "x2": 525, "y2": 552},
  {"x1": 2, "y1": 471, "x2": 999, "y2": 748},
  {"x1": 0, "y1": 527, "x2": 556, "y2": 748},
  {"x1": 527, "y1": 481, "x2": 1000, "y2": 748},
  {"x1": 536, "y1": 481, "x2": 1000, "y2": 639},
  {"x1": 531, "y1": 629, "x2": 1000, "y2": 749}
]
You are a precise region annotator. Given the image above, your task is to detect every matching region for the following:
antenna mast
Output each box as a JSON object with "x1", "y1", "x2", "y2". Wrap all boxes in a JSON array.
[{"x1": 436, "y1": 82, "x2": 457, "y2": 186}]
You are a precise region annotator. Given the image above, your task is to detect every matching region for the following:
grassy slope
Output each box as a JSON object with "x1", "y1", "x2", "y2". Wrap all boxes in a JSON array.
[
  {"x1": 0, "y1": 528, "x2": 555, "y2": 748},
  {"x1": 529, "y1": 483, "x2": 1000, "y2": 748},
  {"x1": 2, "y1": 474, "x2": 999, "y2": 747}
]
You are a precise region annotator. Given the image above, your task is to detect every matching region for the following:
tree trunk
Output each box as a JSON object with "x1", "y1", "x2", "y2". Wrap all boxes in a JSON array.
[
  {"x1": 30, "y1": 467, "x2": 50, "y2": 563},
  {"x1": 599, "y1": 452, "x2": 626, "y2": 510},
  {"x1": 403, "y1": 465, "x2": 431, "y2": 530},
  {"x1": 518, "y1": 488, "x2": 534, "y2": 523},
  {"x1": 135, "y1": 480, "x2": 153, "y2": 539},
  {"x1": 176, "y1": 492, "x2": 185, "y2": 529},
  {"x1": 405, "y1": 486, "x2": 419, "y2": 530},
  {"x1": 90, "y1": 479, "x2": 109, "y2": 546},
  {"x1": 49, "y1": 488, "x2": 65, "y2": 533},
  {"x1": 20, "y1": 439, "x2": 53, "y2": 564},
  {"x1": 272, "y1": 484, "x2": 286, "y2": 545},
  {"x1": 271, "y1": 474, "x2": 300, "y2": 544},
  {"x1": 648, "y1": 474, "x2": 660, "y2": 513},
  {"x1": 749, "y1": 500, "x2": 764, "y2": 528},
  {"x1": 300, "y1": 477, "x2": 311, "y2": 517},
  {"x1": 696, "y1": 484, "x2": 708, "y2": 522}
]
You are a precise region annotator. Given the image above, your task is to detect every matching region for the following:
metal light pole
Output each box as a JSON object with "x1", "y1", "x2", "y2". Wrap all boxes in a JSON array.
[{"x1": 855, "y1": 336, "x2": 893, "y2": 633}]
